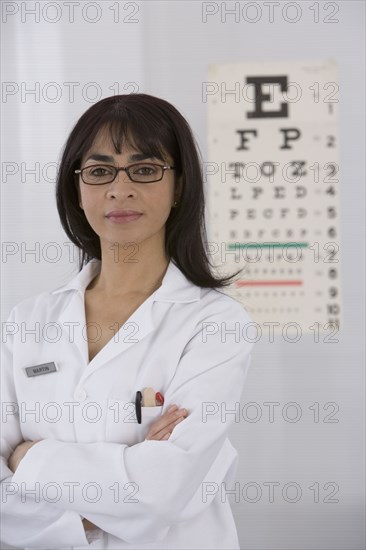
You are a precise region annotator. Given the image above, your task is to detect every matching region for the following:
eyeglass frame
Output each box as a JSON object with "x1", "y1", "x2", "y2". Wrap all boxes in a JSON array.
[{"x1": 74, "y1": 162, "x2": 176, "y2": 185}]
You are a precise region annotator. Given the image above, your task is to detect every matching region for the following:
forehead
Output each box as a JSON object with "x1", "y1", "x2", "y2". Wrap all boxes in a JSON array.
[
  {"x1": 82, "y1": 126, "x2": 171, "y2": 162},
  {"x1": 83, "y1": 127, "x2": 135, "y2": 157}
]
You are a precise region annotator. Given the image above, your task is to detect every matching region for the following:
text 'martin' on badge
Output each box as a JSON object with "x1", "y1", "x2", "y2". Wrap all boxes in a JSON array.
[{"x1": 24, "y1": 362, "x2": 59, "y2": 377}]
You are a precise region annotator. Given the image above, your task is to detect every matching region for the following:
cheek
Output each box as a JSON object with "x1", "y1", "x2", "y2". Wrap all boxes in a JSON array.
[
  {"x1": 79, "y1": 191, "x2": 103, "y2": 227},
  {"x1": 150, "y1": 182, "x2": 175, "y2": 209},
  {"x1": 149, "y1": 193, "x2": 174, "y2": 221},
  {"x1": 79, "y1": 187, "x2": 99, "y2": 210}
]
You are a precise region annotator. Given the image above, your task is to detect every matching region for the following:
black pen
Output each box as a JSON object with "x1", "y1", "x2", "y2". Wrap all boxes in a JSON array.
[{"x1": 135, "y1": 390, "x2": 142, "y2": 424}]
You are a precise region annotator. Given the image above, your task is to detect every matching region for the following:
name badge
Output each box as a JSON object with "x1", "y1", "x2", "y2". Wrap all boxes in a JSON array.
[{"x1": 24, "y1": 362, "x2": 58, "y2": 377}]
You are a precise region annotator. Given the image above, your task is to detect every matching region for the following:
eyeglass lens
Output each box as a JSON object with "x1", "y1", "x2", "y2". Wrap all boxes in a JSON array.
[{"x1": 82, "y1": 163, "x2": 164, "y2": 184}]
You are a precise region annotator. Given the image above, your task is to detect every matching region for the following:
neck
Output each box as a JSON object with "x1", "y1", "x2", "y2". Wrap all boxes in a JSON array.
[{"x1": 88, "y1": 240, "x2": 170, "y2": 298}]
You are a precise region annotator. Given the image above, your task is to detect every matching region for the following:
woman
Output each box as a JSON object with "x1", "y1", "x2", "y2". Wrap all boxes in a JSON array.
[{"x1": 1, "y1": 94, "x2": 255, "y2": 549}]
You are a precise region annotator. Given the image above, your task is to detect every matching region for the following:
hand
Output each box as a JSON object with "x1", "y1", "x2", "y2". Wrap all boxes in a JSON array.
[
  {"x1": 145, "y1": 404, "x2": 188, "y2": 441},
  {"x1": 8, "y1": 440, "x2": 41, "y2": 473},
  {"x1": 8, "y1": 441, "x2": 98, "y2": 533}
]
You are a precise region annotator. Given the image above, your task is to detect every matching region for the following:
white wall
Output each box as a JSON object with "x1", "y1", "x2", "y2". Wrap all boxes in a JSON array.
[
  {"x1": 1, "y1": 1, "x2": 365, "y2": 549},
  {"x1": 1, "y1": 1, "x2": 145, "y2": 308}
]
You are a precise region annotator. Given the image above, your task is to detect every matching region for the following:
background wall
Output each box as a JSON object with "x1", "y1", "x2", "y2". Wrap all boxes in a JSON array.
[{"x1": 1, "y1": 1, "x2": 365, "y2": 549}]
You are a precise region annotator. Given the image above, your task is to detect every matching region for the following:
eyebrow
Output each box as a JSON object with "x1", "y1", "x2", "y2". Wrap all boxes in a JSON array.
[{"x1": 85, "y1": 153, "x2": 155, "y2": 163}]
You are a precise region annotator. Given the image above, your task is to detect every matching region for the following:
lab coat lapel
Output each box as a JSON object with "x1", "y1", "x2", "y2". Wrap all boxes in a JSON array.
[
  {"x1": 55, "y1": 278, "x2": 156, "y2": 373},
  {"x1": 53, "y1": 258, "x2": 200, "y2": 373},
  {"x1": 56, "y1": 290, "x2": 89, "y2": 366},
  {"x1": 52, "y1": 258, "x2": 101, "y2": 368},
  {"x1": 84, "y1": 291, "x2": 156, "y2": 372}
]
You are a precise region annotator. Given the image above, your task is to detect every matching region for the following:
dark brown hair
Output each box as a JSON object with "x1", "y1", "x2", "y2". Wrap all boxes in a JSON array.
[{"x1": 56, "y1": 93, "x2": 245, "y2": 288}]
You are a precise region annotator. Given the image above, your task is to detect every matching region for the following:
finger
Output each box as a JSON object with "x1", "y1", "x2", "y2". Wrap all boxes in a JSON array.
[
  {"x1": 149, "y1": 414, "x2": 186, "y2": 440},
  {"x1": 163, "y1": 407, "x2": 187, "y2": 420},
  {"x1": 146, "y1": 409, "x2": 187, "y2": 435},
  {"x1": 145, "y1": 415, "x2": 183, "y2": 440}
]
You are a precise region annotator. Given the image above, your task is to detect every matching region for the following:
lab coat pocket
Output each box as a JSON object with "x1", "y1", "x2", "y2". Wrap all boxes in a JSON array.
[{"x1": 106, "y1": 400, "x2": 163, "y2": 446}]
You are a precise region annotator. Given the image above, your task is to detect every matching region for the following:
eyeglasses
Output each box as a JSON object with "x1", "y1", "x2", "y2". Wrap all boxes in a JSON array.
[{"x1": 74, "y1": 163, "x2": 175, "y2": 185}]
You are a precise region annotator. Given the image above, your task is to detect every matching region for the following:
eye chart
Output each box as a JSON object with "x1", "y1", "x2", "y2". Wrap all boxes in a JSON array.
[{"x1": 206, "y1": 60, "x2": 342, "y2": 335}]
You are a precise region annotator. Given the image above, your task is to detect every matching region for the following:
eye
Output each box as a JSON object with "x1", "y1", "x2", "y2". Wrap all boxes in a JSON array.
[
  {"x1": 132, "y1": 164, "x2": 158, "y2": 176},
  {"x1": 88, "y1": 165, "x2": 114, "y2": 177}
]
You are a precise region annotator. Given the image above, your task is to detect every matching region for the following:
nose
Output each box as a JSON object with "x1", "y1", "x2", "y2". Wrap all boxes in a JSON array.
[{"x1": 106, "y1": 169, "x2": 136, "y2": 198}]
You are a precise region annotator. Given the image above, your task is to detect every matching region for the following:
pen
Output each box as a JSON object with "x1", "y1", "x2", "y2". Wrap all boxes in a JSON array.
[
  {"x1": 135, "y1": 390, "x2": 142, "y2": 424},
  {"x1": 135, "y1": 388, "x2": 165, "y2": 424}
]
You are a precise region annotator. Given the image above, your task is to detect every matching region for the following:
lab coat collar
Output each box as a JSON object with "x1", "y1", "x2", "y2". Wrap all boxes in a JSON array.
[
  {"x1": 51, "y1": 258, "x2": 201, "y2": 303},
  {"x1": 50, "y1": 258, "x2": 201, "y2": 371}
]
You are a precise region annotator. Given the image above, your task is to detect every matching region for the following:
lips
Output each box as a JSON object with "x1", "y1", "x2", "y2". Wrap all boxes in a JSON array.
[
  {"x1": 106, "y1": 210, "x2": 143, "y2": 217},
  {"x1": 106, "y1": 210, "x2": 143, "y2": 224}
]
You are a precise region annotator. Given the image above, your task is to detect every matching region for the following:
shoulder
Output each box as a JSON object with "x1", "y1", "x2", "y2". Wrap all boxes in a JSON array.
[
  {"x1": 175, "y1": 286, "x2": 256, "y2": 364},
  {"x1": 177, "y1": 286, "x2": 256, "y2": 356},
  {"x1": 5, "y1": 288, "x2": 68, "y2": 323},
  {"x1": 169, "y1": 260, "x2": 252, "y2": 322},
  {"x1": 5, "y1": 264, "x2": 83, "y2": 322},
  {"x1": 197, "y1": 286, "x2": 253, "y2": 325}
]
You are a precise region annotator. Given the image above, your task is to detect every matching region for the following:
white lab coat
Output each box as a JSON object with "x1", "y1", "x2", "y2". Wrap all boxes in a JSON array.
[{"x1": 1, "y1": 258, "x2": 255, "y2": 550}]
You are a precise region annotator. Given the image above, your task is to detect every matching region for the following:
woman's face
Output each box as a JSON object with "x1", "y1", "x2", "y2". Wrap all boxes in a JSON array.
[{"x1": 77, "y1": 127, "x2": 177, "y2": 255}]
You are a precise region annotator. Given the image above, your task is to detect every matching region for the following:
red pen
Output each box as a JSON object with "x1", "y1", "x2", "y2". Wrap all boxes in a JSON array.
[{"x1": 155, "y1": 392, "x2": 164, "y2": 405}]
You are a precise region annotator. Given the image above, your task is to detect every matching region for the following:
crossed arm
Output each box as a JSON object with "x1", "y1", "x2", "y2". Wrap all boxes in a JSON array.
[
  {"x1": 1, "y1": 301, "x2": 254, "y2": 547},
  {"x1": 7, "y1": 406, "x2": 189, "y2": 532}
]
